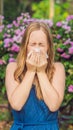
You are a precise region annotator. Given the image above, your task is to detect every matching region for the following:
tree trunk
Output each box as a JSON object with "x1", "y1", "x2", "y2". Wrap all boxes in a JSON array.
[
  {"x1": 49, "y1": 0, "x2": 54, "y2": 20},
  {"x1": 0, "y1": 0, "x2": 3, "y2": 25}
]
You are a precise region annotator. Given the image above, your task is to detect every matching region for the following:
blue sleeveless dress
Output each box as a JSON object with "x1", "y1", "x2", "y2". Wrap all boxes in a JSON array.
[{"x1": 10, "y1": 84, "x2": 59, "y2": 130}]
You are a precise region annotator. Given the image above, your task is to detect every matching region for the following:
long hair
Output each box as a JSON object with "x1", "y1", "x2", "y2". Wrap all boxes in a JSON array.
[{"x1": 14, "y1": 21, "x2": 56, "y2": 100}]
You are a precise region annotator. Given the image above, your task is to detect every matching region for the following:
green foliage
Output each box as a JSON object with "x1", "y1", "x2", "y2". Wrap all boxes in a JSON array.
[
  {"x1": 4, "y1": 0, "x2": 25, "y2": 22},
  {"x1": 31, "y1": 0, "x2": 71, "y2": 22},
  {"x1": 54, "y1": 2, "x2": 70, "y2": 22},
  {"x1": 32, "y1": 0, "x2": 49, "y2": 19}
]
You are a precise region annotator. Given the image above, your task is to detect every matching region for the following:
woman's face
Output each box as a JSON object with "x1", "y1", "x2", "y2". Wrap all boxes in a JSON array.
[{"x1": 27, "y1": 29, "x2": 49, "y2": 54}]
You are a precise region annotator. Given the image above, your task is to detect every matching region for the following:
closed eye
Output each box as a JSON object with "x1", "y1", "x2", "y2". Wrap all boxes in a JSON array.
[
  {"x1": 30, "y1": 43, "x2": 36, "y2": 46},
  {"x1": 39, "y1": 43, "x2": 45, "y2": 46},
  {"x1": 29, "y1": 42, "x2": 45, "y2": 46}
]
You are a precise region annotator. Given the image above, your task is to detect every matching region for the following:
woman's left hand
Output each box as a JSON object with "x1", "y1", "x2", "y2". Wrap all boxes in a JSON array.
[{"x1": 36, "y1": 51, "x2": 48, "y2": 73}]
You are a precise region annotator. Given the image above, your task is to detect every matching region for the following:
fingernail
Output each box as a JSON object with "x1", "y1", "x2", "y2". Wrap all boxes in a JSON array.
[{"x1": 27, "y1": 51, "x2": 32, "y2": 57}]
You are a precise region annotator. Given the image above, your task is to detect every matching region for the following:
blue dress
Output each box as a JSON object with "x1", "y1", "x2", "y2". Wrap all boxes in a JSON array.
[{"x1": 10, "y1": 84, "x2": 59, "y2": 130}]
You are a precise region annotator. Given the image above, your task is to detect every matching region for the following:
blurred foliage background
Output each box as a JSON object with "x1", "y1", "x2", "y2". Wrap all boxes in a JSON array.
[{"x1": 1, "y1": 0, "x2": 73, "y2": 23}]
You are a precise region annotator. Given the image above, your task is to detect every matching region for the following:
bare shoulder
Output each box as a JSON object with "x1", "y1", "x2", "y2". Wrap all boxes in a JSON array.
[
  {"x1": 54, "y1": 62, "x2": 65, "y2": 71},
  {"x1": 6, "y1": 62, "x2": 17, "y2": 72},
  {"x1": 5, "y1": 61, "x2": 19, "y2": 90},
  {"x1": 53, "y1": 62, "x2": 66, "y2": 77}
]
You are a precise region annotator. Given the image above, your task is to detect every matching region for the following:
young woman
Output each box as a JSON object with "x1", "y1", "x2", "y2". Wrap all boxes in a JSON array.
[{"x1": 5, "y1": 21, "x2": 66, "y2": 130}]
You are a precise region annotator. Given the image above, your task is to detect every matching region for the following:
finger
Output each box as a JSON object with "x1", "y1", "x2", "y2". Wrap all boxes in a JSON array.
[
  {"x1": 35, "y1": 53, "x2": 39, "y2": 65},
  {"x1": 30, "y1": 52, "x2": 35, "y2": 63},
  {"x1": 30, "y1": 51, "x2": 37, "y2": 65},
  {"x1": 40, "y1": 51, "x2": 47, "y2": 59},
  {"x1": 40, "y1": 51, "x2": 45, "y2": 59},
  {"x1": 37, "y1": 53, "x2": 40, "y2": 65},
  {"x1": 27, "y1": 51, "x2": 33, "y2": 59},
  {"x1": 40, "y1": 54, "x2": 47, "y2": 65},
  {"x1": 34, "y1": 52, "x2": 38, "y2": 64}
]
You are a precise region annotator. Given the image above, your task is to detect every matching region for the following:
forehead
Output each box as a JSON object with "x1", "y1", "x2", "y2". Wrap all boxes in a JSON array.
[{"x1": 29, "y1": 30, "x2": 47, "y2": 43}]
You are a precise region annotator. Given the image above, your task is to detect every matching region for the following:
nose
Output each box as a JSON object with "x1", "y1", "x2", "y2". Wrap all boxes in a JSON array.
[{"x1": 35, "y1": 44, "x2": 40, "y2": 48}]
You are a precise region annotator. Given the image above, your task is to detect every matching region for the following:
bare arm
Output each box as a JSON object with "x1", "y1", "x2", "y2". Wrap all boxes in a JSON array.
[
  {"x1": 37, "y1": 62, "x2": 66, "y2": 112},
  {"x1": 5, "y1": 62, "x2": 35, "y2": 111}
]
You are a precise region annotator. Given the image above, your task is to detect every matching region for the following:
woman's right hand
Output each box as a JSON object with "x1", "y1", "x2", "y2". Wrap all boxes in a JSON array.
[{"x1": 26, "y1": 51, "x2": 37, "y2": 72}]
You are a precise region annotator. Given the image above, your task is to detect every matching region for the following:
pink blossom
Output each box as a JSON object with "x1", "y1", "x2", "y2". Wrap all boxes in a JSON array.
[
  {"x1": 66, "y1": 15, "x2": 73, "y2": 21},
  {"x1": 70, "y1": 41, "x2": 73, "y2": 46},
  {"x1": 63, "y1": 38, "x2": 71, "y2": 45},
  {"x1": 13, "y1": 20, "x2": 19, "y2": 27},
  {"x1": 10, "y1": 43, "x2": 20, "y2": 52},
  {"x1": 23, "y1": 18, "x2": 34, "y2": 24},
  {"x1": 0, "y1": 29, "x2": 2, "y2": 32},
  {"x1": 20, "y1": 26, "x2": 25, "y2": 30},
  {"x1": 4, "y1": 33, "x2": 9, "y2": 38},
  {"x1": 57, "y1": 48, "x2": 64, "y2": 53},
  {"x1": 56, "y1": 34, "x2": 61, "y2": 39},
  {"x1": 68, "y1": 46, "x2": 73, "y2": 54},
  {"x1": 15, "y1": 29, "x2": 21, "y2": 35},
  {"x1": 21, "y1": 13, "x2": 24, "y2": 16},
  {"x1": 4, "y1": 38, "x2": 13, "y2": 45},
  {"x1": 4, "y1": 42, "x2": 10, "y2": 48},
  {"x1": 9, "y1": 54, "x2": 13, "y2": 57},
  {"x1": 61, "y1": 52, "x2": 71, "y2": 59},
  {"x1": 62, "y1": 25, "x2": 71, "y2": 32},
  {"x1": 4, "y1": 38, "x2": 10, "y2": 44},
  {"x1": 0, "y1": 59, "x2": 6, "y2": 65},
  {"x1": 21, "y1": 12, "x2": 30, "y2": 18},
  {"x1": 4, "y1": 38, "x2": 13, "y2": 48},
  {"x1": 13, "y1": 35, "x2": 22, "y2": 43},
  {"x1": 13, "y1": 35, "x2": 18, "y2": 42},
  {"x1": 4, "y1": 34, "x2": 11, "y2": 38},
  {"x1": 20, "y1": 30, "x2": 25, "y2": 36},
  {"x1": 68, "y1": 85, "x2": 73, "y2": 93},
  {"x1": 0, "y1": 25, "x2": 4, "y2": 32},
  {"x1": 0, "y1": 25, "x2": 4, "y2": 29},
  {"x1": 9, "y1": 58, "x2": 16, "y2": 62},
  {"x1": 7, "y1": 24, "x2": 13, "y2": 28},
  {"x1": 56, "y1": 22, "x2": 62, "y2": 27},
  {"x1": 17, "y1": 16, "x2": 23, "y2": 21},
  {"x1": 16, "y1": 36, "x2": 22, "y2": 43},
  {"x1": 0, "y1": 15, "x2": 4, "y2": 20},
  {"x1": 22, "y1": 12, "x2": 30, "y2": 18},
  {"x1": 45, "y1": 19, "x2": 53, "y2": 27}
]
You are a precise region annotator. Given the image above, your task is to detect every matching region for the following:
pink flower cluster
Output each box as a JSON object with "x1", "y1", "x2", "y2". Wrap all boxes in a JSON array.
[
  {"x1": 0, "y1": 59, "x2": 6, "y2": 65},
  {"x1": 68, "y1": 85, "x2": 73, "y2": 93},
  {"x1": 56, "y1": 17, "x2": 73, "y2": 59},
  {"x1": 0, "y1": 13, "x2": 73, "y2": 63}
]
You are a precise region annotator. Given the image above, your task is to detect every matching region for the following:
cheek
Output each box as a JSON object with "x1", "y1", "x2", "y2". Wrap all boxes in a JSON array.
[
  {"x1": 27, "y1": 46, "x2": 33, "y2": 54},
  {"x1": 40, "y1": 47, "x2": 47, "y2": 53},
  {"x1": 44, "y1": 46, "x2": 48, "y2": 53}
]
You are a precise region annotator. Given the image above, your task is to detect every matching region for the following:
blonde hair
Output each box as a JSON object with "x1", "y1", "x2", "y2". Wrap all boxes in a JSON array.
[{"x1": 14, "y1": 21, "x2": 56, "y2": 100}]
